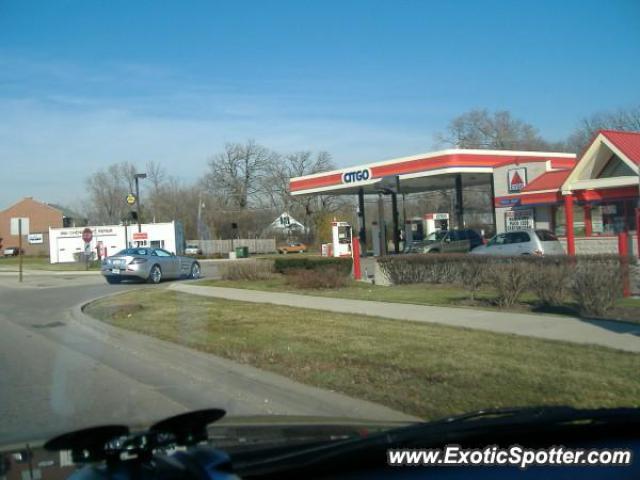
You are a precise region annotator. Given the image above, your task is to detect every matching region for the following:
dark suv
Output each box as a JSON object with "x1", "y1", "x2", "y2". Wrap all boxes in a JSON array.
[{"x1": 404, "y1": 229, "x2": 484, "y2": 254}]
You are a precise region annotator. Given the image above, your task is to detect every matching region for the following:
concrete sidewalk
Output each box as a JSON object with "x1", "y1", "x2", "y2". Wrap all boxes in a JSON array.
[{"x1": 170, "y1": 284, "x2": 640, "y2": 353}]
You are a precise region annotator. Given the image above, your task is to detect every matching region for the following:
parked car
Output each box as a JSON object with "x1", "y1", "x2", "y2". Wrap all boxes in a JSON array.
[
  {"x1": 3, "y1": 246, "x2": 23, "y2": 257},
  {"x1": 470, "y1": 229, "x2": 565, "y2": 256},
  {"x1": 184, "y1": 244, "x2": 202, "y2": 256},
  {"x1": 101, "y1": 247, "x2": 201, "y2": 284},
  {"x1": 404, "y1": 229, "x2": 483, "y2": 254},
  {"x1": 277, "y1": 242, "x2": 307, "y2": 254}
]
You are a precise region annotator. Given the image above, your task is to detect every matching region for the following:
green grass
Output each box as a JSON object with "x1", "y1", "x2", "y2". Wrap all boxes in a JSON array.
[
  {"x1": 85, "y1": 289, "x2": 640, "y2": 421},
  {"x1": 618, "y1": 297, "x2": 640, "y2": 308},
  {"x1": 200, "y1": 277, "x2": 478, "y2": 305},
  {"x1": 195, "y1": 276, "x2": 639, "y2": 322},
  {"x1": 0, "y1": 256, "x2": 101, "y2": 270}
]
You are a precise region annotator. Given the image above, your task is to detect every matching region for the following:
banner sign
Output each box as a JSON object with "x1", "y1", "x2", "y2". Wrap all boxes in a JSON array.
[{"x1": 505, "y1": 209, "x2": 534, "y2": 231}]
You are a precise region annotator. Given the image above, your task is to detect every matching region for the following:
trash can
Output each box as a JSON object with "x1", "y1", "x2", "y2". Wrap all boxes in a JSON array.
[{"x1": 235, "y1": 246, "x2": 249, "y2": 258}]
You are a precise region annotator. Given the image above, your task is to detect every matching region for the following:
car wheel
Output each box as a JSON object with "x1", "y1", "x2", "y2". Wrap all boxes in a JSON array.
[
  {"x1": 147, "y1": 264, "x2": 162, "y2": 284},
  {"x1": 428, "y1": 249, "x2": 440, "y2": 254},
  {"x1": 105, "y1": 277, "x2": 121, "y2": 285},
  {"x1": 189, "y1": 262, "x2": 201, "y2": 279}
]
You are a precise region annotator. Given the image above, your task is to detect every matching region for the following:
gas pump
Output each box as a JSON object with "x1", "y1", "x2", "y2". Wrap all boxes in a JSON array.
[
  {"x1": 424, "y1": 213, "x2": 449, "y2": 236},
  {"x1": 404, "y1": 217, "x2": 425, "y2": 243},
  {"x1": 331, "y1": 221, "x2": 353, "y2": 257}
]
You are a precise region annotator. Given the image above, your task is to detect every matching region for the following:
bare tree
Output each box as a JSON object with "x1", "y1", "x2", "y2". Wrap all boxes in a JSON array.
[
  {"x1": 566, "y1": 105, "x2": 640, "y2": 153},
  {"x1": 260, "y1": 150, "x2": 346, "y2": 242},
  {"x1": 436, "y1": 109, "x2": 560, "y2": 151},
  {"x1": 263, "y1": 150, "x2": 334, "y2": 210},
  {"x1": 85, "y1": 162, "x2": 139, "y2": 224},
  {"x1": 203, "y1": 140, "x2": 275, "y2": 209}
]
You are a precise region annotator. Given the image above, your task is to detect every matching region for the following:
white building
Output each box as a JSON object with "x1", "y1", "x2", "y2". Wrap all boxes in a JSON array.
[
  {"x1": 48, "y1": 221, "x2": 185, "y2": 263},
  {"x1": 268, "y1": 212, "x2": 305, "y2": 232}
]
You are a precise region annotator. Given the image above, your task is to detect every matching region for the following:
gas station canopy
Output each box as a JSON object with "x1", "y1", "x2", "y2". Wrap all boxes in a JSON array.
[{"x1": 289, "y1": 149, "x2": 576, "y2": 196}]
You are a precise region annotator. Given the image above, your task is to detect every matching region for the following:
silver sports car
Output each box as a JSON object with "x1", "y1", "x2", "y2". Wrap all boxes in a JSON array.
[{"x1": 101, "y1": 248, "x2": 201, "y2": 284}]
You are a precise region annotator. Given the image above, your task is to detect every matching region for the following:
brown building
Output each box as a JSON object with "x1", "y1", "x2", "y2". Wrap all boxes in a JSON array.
[{"x1": 0, "y1": 197, "x2": 79, "y2": 256}]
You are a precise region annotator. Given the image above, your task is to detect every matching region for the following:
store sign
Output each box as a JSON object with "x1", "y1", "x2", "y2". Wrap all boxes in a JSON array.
[
  {"x1": 499, "y1": 197, "x2": 521, "y2": 206},
  {"x1": 133, "y1": 232, "x2": 148, "y2": 240},
  {"x1": 27, "y1": 233, "x2": 43, "y2": 244},
  {"x1": 507, "y1": 168, "x2": 527, "y2": 193},
  {"x1": 424, "y1": 213, "x2": 449, "y2": 220},
  {"x1": 505, "y1": 209, "x2": 534, "y2": 231},
  {"x1": 342, "y1": 168, "x2": 371, "y2": 184}
]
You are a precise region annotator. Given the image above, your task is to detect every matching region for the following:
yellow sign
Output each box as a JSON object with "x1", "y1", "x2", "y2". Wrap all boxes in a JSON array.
[{"x1": 126, "y1": 193, "x2": 136, "y2": 205}]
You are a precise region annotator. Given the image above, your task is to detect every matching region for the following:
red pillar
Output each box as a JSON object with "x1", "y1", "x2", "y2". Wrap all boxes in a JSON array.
[
  {"x1": 564, "y1": 194, "x2": 575, "y2": 255},
  {"x1": 636, "y1": 208, "x2": 640, "y2": 259},
  {"x1": 618, "y1": 231, "x2": 630, "y2": 297},
  {"x1": 583, "y1": 205, "x2": 592, "y2": 237},
  {"x1": 352, "y1": 236, "x2": 361, "y2": 280}
]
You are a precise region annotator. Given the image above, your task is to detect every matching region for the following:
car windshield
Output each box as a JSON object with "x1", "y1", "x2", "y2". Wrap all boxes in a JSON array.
[
  {"x1": 536, "y1": 230, "x2": 559, "y2": 242},
  {"x1": 116, "y1": 248, "x2": 149, "y2": 256},
  {"x1": 2, "y1": 2, "x2": 640, "y2": 469}
]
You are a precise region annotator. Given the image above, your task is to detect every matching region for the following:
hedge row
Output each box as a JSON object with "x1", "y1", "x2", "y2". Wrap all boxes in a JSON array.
[
  {"x1": 273, "y1": 257, "x2": 353, "y2": 276},
  {"x1": 377, "y1": 254, "x2": 633, "y2": 317}
]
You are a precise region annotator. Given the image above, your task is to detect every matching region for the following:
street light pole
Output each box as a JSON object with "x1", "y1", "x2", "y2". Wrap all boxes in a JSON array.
[{"x1": 134, "y1": 173, "x2": 147, "y2": 233}]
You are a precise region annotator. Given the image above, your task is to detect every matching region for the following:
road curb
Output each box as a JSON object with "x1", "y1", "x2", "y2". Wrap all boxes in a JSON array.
[
  {"x1": 72, "y1": 296, "x2": 421, "y2": 423},
  {"x1": 0, "y1": 269, "x2": 101, "y2": 276}
]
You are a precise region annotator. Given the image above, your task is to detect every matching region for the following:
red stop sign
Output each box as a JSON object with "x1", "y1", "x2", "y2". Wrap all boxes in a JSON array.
[{"x1": 82, "y1": 228, "x2": 93, "y2": 243}]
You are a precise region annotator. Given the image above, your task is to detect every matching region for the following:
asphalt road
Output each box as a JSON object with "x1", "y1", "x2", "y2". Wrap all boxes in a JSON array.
[{"x1": 0, "y1": 267, "x2": 414, "y2": 445}]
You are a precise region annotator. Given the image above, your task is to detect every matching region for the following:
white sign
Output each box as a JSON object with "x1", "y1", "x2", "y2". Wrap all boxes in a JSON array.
[
  {"x1": 505, "y1": 209, "x2": 534, "y2": 231},
  {"x1": 10, "y1": 217, "x2": 30, "y2": 236},
  {"x1": 28, "y1": 233, "x2": 44, "y2": 244},
  {"x1": 424, "y1": 213, "x2": 449, "y2": 220},
  {"x1": 507, "y1": 168, "x2": 527, "y2": 193}
]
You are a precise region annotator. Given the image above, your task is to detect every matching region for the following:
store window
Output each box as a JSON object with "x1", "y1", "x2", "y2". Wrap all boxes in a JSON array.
[
  {"x1": 596, "y1": 200, "x2": 637, "y2": 234},
  {"x1": 560, "y1": 200, "x2": 640, "y2": 236},
  {"x1": 553, "y1": 205, "x2": 584, "y2": 237}
]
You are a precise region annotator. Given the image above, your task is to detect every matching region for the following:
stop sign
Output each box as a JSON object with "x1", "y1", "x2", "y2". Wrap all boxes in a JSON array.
[{"x1": 82, "y1": 228, "x2": 93, "y2": 243}]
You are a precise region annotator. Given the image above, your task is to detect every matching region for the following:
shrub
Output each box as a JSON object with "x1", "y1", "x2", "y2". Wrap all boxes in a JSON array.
[
  {"x1": 378, "y1": 254, "x2": 475, "y2": 285},
  {"x1": 571, "y1": 256, "x2": 625, "y2": 317},
  {"x1": 284, "y1": 266, "x2": 349, "y2": 289},
  {"x1": 459, "y1": 256, "x2": 490, "y2": 300},
  {"x1": 529, "y1": 257, "x2": 574, "y2": 306},
  {"x1": 218, "y1": 260, "x2": 274, "y2": 281},
  {"x1": 377, "y1": 253, "x2": 632, "y2": 313},
  {"x1": 274, "y1": 257, "x2": 352, "y2": 276},
  {"x1": 484, "y1": 257, "x2": 534, "y2": 307}
]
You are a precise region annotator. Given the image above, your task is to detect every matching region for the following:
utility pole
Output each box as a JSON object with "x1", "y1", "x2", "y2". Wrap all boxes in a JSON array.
[
  {"x1": 197, "y1": 191, "x2": 203, "y2": 241},
  {"x1": 18, "y1": 219, "x2": 23, "y2": 283},
  {"x1": 134, "y1": 173, "x2": 147, "y2": 233}
]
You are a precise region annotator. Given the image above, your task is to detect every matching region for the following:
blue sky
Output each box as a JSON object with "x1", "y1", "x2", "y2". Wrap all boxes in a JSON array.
[{"x1": 1, "y1": 0, "x2": 639, "y2": 207}]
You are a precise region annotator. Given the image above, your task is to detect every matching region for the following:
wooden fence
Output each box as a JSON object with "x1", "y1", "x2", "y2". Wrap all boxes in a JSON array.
[{"x1": 188, "y1": 239, "x2": 276, "y2": 255}]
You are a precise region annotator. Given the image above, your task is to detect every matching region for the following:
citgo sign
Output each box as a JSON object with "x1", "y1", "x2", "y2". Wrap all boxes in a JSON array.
[{"x1": 342, "y1": 168, "x2": 372, "y2": 184}]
